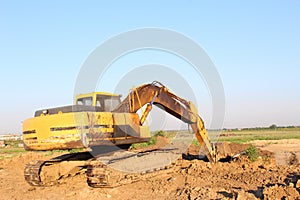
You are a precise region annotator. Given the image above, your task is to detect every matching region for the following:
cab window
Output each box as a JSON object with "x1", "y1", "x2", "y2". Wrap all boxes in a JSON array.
[
  {"x1": 104, "y1": 98, "x2": 120, "y2": 111},
  {"x1": 96, "y1": 95, "x2": 121, "y2": 111},
  {"x1": 77, "y1": 97, "x2": 93, "y2": 106}
]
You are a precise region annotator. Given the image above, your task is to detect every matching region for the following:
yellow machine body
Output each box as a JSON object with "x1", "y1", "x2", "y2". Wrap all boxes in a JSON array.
[{"x1": 23, "y1": 92, "x2": 150, "y2": 150}]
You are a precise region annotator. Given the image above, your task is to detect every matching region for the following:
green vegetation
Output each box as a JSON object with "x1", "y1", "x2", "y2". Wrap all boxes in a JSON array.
[
  {"x1": 0, "y1": 148, "x2": 26, "y2": 154},
  {"x1": 130, "y1": 134, "x2": 157, "y2": 149},
  {"x1": 192, "y1": 139, "x2": 200, "y2": 146},
  {"x1": 245, "y1": 145, "x2": 259, "y2": 162},
  {"x1": 0, "y1": 148, "x2": 27, "y2": 160},
  {"x1": 0, "y1": 145, "x2": 85, "y2": 160},
  {"x1": 43, "y1": 149, "x2": 68, "y2": 156},
  {"x1": 188, "y1": 126, "x2": 300, "y2": 145},
  {"x1": 132, "y1": 126, "x2": 300, "y2": 148},
  {"x1": 217, "y1": 127, "x2": 300, "y2": 143},
  {"x1": 3, "y1": 140, "x2": 23, "y2": 148},
  {"x1": 269, "y1": 124, "x2": 277, "y2": 129},
  {"x1": 130, "y1": 130, "x2": 169, "y2": 149},
  {"x1": 155, "y1": 130, "x2": 166, "y2": 137},
  {"x1": 225, "y1": 125, "x2": 300, "y2": 132},
  {"x1": 43, "y1": 148, "x2": 85, "y2": 156}
]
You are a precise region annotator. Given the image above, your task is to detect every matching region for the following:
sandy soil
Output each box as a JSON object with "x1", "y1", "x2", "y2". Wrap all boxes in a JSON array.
[
  {"x1": 251, "y1": 139, "x2": 300, "y2": 165},
  {"x1": 0, "y1": 139, "x2": 299, "y2": 200}
]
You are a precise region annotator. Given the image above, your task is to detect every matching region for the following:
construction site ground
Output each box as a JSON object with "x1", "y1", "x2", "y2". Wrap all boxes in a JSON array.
[{"x1": 0, "y1": 138, "x2": 299, "y2": 200}]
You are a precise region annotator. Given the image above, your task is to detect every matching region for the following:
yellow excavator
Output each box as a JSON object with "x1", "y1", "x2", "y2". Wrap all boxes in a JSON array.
[{"x1": 23, "y1": 81, "x2": 218, "y2": 187}]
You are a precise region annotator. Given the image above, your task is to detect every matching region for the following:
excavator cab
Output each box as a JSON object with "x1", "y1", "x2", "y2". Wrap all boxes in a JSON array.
[{"x1": 75, "y1": 92, "x2": 121, "y2": 112}]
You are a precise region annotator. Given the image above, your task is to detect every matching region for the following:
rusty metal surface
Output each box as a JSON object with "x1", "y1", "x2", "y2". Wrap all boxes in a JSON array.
[
  {"x1": 23, "y1": 139, "x2": 85, "y2": 151},
  {"x1": 113, "y1": 82, "x2": 192, "y2": 123}
]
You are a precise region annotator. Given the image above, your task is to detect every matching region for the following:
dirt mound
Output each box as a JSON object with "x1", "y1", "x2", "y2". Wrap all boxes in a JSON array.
[{"x1": 263, "y1": 184, "x2": 300, "y2": 200}]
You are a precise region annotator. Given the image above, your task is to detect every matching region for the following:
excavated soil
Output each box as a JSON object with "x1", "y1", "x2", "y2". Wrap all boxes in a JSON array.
[{"x1": 0, "y1": 139, "x2": 299, "y2": 200}]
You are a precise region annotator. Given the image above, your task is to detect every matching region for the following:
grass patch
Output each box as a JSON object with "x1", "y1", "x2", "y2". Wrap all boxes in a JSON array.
[
  {"x1": 245, "y1": 145, "x2": 259, "y2": 162},
  {"x1": 43, "y1": 148, "x2": 84, "y2": 156},
  {"x1": 0, "y1": 148, "x2": 26, "y2": 154},
  {"x1": 129, "y1": 127, "x2": 300, "y2": 149},
  {"x1": 43, "y1": 149, "x2": 69, "y2": 156},
  {"x1": 155, "y1": 130, "x2": 166, "y2": 137},
  {"x1": 0, "y1": 147, "x2": 27, "y2": 160},
  {"x1": 217, "y1": 128, "x2": 300, "y2": 143},
  {"x1": 130, "y1": 130, "x2": 169, "y2": 149},
  {"x1": 192, "y1": 139, "x2": 200, "y2": 146},
  {"x1": 130, "y1": 136, "x2": 157, "y2": 149},
  {"x1": 0, "y1": 147, "x2": 87, "y2": 160}
]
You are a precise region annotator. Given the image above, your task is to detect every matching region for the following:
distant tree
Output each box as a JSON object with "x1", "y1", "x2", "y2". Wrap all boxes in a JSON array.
[
  {"x1": 287, "y1": 126, "x2": 295, "y2": 128},
  {"x1": 269, "y1": 124, "x2": 277, "y2": 129}
]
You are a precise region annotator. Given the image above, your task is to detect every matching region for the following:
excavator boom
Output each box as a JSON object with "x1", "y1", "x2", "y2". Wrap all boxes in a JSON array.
[{"x1": 114, "y1": 81, "x2": 217, "y2": 162}]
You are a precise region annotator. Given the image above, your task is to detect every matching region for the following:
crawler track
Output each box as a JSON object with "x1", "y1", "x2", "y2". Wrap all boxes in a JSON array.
[
  {"x1": 24, "y1": 152, "x2": 93, "y2": 186},
  {"x1": 86, "y1": 147, "x2": 184, "y2": 188},
  {"x1": 24, "y1": 160, "x2": 45, "y2": 186},
  {"x1": 86, "y1": 161, "x2": 174, "y2": 188},
  {"x1": 25, "y1": 143, "x2": 195, "y2": 188}
]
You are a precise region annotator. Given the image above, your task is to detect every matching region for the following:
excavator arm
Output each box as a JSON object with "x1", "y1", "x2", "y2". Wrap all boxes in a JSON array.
[{"x1": 113, "y1": 81, "x2": 217, "y2": 162}]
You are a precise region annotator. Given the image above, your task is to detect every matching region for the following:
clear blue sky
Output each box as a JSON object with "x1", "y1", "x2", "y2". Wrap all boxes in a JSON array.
[{"x1": 0, "y1": 1, "x2": 300, "y2": 134}]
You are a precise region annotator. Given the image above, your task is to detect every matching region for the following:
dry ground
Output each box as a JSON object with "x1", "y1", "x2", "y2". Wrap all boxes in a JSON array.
[
  {"x1": 250, "y1": 139, "x2": 300, "y2": 166},
  {"x1": 0, "y1": 139, "x2": 299, "y2": 200}
]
